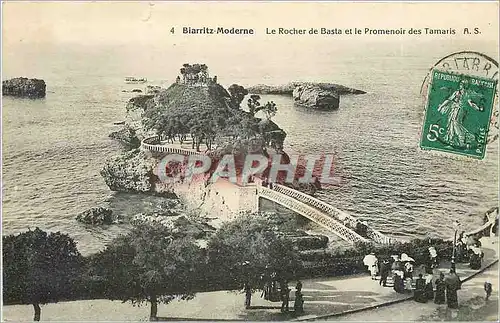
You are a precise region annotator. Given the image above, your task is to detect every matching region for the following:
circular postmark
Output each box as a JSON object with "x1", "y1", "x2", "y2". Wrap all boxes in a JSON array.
[{"x1": 420, "y1": 51, "x2": 499, "y2": 159}]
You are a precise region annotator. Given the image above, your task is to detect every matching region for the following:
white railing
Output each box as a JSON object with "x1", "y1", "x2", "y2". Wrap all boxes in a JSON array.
[
  {"x1": 259, "y1": 186, "x2": 368, "y2": 244},
  {"x1": 141, "y1": 136, "x2": 209, "y2": 156},
  {"x1": 268, "y1": 184, "x2": 394, "y2": 244},
  {"x1": 466, "y1": 208, "x2": 499, "y2": 237}
]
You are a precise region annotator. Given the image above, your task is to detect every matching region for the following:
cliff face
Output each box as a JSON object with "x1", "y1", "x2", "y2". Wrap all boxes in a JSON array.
[
  {"x1": 2, "y1": 77, "x2": 46, "y2": 98},
  {"x1": 293, "y1": 85, "x2": 340, "y2": 110},
  {"x1": 100, "y1": 149, "x2": 158, "y2": 193}
]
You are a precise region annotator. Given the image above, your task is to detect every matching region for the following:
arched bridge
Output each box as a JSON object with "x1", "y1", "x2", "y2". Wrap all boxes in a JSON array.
[{"x1": 258, "y1": 184, "x2": 395, "y2": 245}]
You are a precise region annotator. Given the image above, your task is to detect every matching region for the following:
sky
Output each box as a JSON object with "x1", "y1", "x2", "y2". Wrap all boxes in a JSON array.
[{"x1": 2, "y1": 2, "x2": 499, "y2": 47}]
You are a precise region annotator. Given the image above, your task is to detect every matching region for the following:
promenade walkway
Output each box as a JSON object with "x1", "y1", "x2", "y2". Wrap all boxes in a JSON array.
[{"x1": 5, "y1": 237, "x2": 495, "y2": 321}]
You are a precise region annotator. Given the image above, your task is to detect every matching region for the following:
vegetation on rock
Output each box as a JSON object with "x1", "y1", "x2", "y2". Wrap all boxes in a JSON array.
[{"x1": 108, "y1": 125, "x2": 141, "y2": 150}]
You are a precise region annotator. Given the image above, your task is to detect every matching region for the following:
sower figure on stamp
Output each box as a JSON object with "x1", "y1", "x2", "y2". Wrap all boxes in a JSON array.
[{"x1": 437, "y1": 79, "x2": 485, "y2": 149}]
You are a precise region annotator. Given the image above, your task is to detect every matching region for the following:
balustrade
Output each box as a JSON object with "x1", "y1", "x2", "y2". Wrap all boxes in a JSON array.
[
  {"x1": 262, "y1": 183, "x2": 394, "y2": 244},
  {"x1": 259, "y1": 187, "x2": 367, "y2": 244}
]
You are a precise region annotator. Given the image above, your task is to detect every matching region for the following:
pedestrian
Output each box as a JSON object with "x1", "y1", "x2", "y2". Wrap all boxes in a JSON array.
[
  {"x1": 244, "y1": 282, "x2": 252, "y2": 309},
  {"x1": 469, "y1": 246, "x2": 484, "y2": 270},
  {"x1": 484, "y1": 281, "x2": 492, "y2": 301},
  {"x1": 414, "y1": 274, "x2": 427, "y2": 303},
  {"x1": 294, "y1": 282, "x2": 304, "y2": 315},
  {"x1": 379, "y1": 259, "x2": 390, "y2": 287},
  {"x1": 280, "y1": 281, "x2": 290, "y2": 313},
  {"x1": 404, "y1": 276, "x2": 413, "y2": 293},
  {"x1": 434, "y1": 272, "x2": 446, "y2": 304},
  {"x1": 393, "y1": 270, "x2": 405, "y2": 294},
  {"x1": 404, "y1": 261, "x2": 414, "y2": 279},
  {"x1": 445, "y1": 269, "x2": 461, "y2": 309},
  {"x1": 391, "y1": 255, "x2": 402, "y2": 271},
  {"x1": 296, "y1": 280, "x2": 303, "y2": 291},
  {"x1": 424, "y1": 273, "x2": 434, "y2": 300},
  {"x1": 428, "y1": 246, "x2": 438, "y2": 268},
  {"x1": 363, "y1": 252, "x2": 379, "y2": 280}
]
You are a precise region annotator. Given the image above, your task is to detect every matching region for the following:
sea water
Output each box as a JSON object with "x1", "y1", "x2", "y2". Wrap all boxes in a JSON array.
[{"x1": 2, "y1": 40, "x2": 498, "y2": 255}]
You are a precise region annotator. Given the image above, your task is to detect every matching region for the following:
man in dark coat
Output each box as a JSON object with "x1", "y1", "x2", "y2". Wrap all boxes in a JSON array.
[
  {"x1": 379, "y1": 259, "x2": 390, "y2": 287},
  {"x1": 414, "y1": 274, "x2": 427, "y2": 303},
  {"x1": 434, "y1": 272, "x2": 446, "y2": 304},
  {"x1": 445, "y1": 269, "x2": 461, "y2": 309},
  {"x1": 280, "y1": 281, "x2": 290, "y2": 313}
]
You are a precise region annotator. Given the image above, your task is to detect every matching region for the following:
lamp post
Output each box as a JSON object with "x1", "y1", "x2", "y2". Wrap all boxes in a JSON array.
[{"x1": 451, "y1": 220, "x2": 461, "y2": 271}]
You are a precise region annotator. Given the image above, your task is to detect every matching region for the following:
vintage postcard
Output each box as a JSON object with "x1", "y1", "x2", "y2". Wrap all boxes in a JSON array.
[{"x1": 2, "y1": 1, "x2": 498, "y2": 322}]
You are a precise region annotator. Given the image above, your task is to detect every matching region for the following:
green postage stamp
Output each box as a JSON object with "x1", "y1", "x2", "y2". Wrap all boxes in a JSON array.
[{"x1": 420, "y1": 70, "x2": 498, "y2": 159}]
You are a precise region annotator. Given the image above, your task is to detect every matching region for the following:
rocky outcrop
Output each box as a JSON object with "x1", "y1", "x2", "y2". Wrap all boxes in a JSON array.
[
  {"x1": 125, "y1": 94, "x2": 154, "y2": 113},
  {"x1": 109, "y1": 125, "x2": 141, "y2": 150},
  {"x1": 293, "y1": 85, "x2": 340, "y2": 110},
  {"x1": 247, "y1": 82, "x2": 365, "y2": 95},
  {"x1": 100, "y1": 149, "x2": 159, "y2": 193},
  {"x1": 2, "y1": 77, "x2": 46, "y2": 98},
  {"x1": 145, "y1": 85, "x2": 162, "y2": 95},
  {"x1": 76, "y1": 207, "x2": 121, "y2": 225}
]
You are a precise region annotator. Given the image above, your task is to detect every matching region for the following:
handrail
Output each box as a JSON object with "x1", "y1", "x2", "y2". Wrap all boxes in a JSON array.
[
  {"x1": 259, "y1": 187, "x2": 368, "y2": 244},
  {"x1": 466, "y1": 208, "x2": 499, "y2": 237},
  {"x1": 141, "y1": 136, "x2": 211, "y2": 157},
  {"x1": 269, "y1": 184, "x2": 394, "y2": 244}
]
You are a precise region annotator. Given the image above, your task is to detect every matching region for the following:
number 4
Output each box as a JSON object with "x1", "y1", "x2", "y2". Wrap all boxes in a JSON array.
[{"x1": 170, "y1": 27, "x2": 175, "y2": 34}]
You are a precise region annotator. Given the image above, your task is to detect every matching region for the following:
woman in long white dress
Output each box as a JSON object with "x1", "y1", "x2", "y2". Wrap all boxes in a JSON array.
[{"x1": 363, "y1": 253, "x2": 379, "y2": 280}]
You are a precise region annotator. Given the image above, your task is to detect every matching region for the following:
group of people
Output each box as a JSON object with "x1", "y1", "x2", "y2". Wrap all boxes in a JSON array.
[
  {"x1": 363, "y1": 236, "x2": 488, "y2": 310},
  {"x1": 364, "y1": 251, "x2": 424, "y2": 291},
  {"x1": 455, "y1": 231, "x2": 484, "y2": 269},
  {"x1": 275, "y1": 280, "x2": 304, "y2": 315},
  {"x1": 413, "y1": 270, "x2": 461, "y2": 308},
  {"x1": 257, "y1": 273, "x2": 304, "y2": 315}
]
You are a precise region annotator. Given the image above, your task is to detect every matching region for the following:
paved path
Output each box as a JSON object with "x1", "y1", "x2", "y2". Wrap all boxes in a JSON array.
[
  {"x1": 325, "y1": 262, "x2": 499, "y2": 322},
  {"x1": 3, "y1": 238, "x2": 497, "y2": 321}
]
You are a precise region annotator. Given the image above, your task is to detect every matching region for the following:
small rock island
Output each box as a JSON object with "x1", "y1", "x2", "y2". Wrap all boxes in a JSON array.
[
  {"x1": 2, "y1": 77, "x2": 46, "y2": 98},
  {"x1": 247, "y1": 82, "x2": 365, "y2": 110}
]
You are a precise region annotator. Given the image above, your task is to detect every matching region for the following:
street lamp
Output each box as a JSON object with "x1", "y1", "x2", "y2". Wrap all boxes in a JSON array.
[{"x1": 451, "y1": 220, "x2": 461, "y2": 271}]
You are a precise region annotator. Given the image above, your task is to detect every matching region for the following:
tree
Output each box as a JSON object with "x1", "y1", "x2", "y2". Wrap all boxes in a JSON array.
[
  {"x1": 247, "y1": 94, "x2": 261, "y2": 116},
  {"x1": 255, "y1": 101, "x2": 278, "y2": 120},
  {"x1": 2, "y1": 228, "x2": 83, "y2": 321},
  {"x1": 228, "y1": 84, "x2": 249, "y2": 108},
  {"x1": 206, "y1": 213, "x2": 301, "y2": 307},
  {"x1": 91, "y1": 224, "x2": 204, "y2": 321}
]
